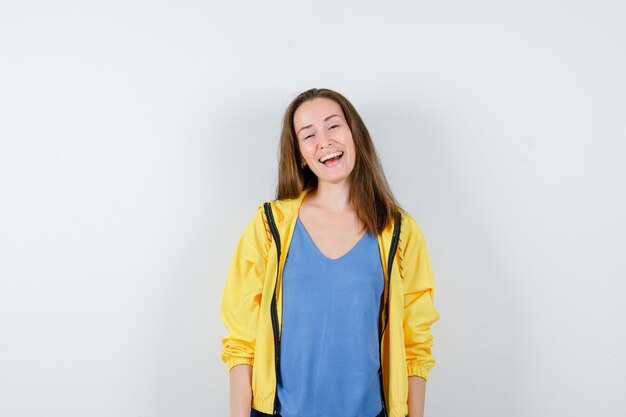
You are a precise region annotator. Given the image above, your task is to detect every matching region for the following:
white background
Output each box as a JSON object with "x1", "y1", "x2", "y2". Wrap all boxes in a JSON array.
[{"x1": 1, "y1": 1, "x2": 625, "y2": 416}]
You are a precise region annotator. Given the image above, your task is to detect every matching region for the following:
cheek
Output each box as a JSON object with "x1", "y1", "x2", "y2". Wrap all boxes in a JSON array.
[
  {"x1": 347, "y1": 139, "x2": 356, "y2": 166},
  {"x1": 298, "y1": 143, "x2": 312, "y2": 162},
  {"x1": 345, "y1": 136, "x2": 356, "y2": 155}
]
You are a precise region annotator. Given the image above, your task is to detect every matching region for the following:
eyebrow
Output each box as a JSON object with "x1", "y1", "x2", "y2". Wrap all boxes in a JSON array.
[{"x1": 296, "y1": 114, "x2": 342, "y2": 135}]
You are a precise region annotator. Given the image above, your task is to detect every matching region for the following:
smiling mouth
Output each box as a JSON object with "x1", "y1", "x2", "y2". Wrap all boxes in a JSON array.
[{"x1": 319, "y1": 151, "x2": 344, "y2": 164}]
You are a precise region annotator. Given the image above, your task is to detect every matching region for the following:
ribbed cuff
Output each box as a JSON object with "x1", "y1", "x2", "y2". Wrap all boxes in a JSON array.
[
  {"x1": 223, "y1": 355, "x2": 254, "y2": 372},
  {"x1": 406, "y1": 360, "x2": 429, "y2": 381}
]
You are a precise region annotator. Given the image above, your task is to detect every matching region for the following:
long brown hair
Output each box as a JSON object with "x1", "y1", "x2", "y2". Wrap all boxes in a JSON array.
[{"x1": 277, "y1": 88, "x2": 401, "y2": 235}]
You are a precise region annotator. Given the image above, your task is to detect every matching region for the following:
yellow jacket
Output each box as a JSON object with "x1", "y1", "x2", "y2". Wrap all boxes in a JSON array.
[{"x1": 220, "y1": 190, "x2": 439, "y2": 417}]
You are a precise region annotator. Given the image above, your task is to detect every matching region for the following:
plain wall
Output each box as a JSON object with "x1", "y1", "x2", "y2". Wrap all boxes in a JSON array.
[{"x1": 1, "y1": 1, "x2": 625, "y2": 416}]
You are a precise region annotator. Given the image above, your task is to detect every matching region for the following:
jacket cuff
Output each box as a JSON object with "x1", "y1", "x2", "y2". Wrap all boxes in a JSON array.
[
  {"x1": 223, "y1": 355, "x2": 254, "y2": 372},
  {"x1": 406, "y1": 360, "x2": 430, "y2": 381}
]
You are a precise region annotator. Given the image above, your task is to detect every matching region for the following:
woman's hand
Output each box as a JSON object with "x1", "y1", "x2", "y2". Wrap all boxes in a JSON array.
[{"x1": 230, "y1": 364, "x2": 252, "y2": 417}]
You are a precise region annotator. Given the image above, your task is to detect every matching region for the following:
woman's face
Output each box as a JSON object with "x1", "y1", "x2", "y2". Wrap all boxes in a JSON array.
[{"x1": 293, "y1": 97, "x2": 356, "y2": 187}]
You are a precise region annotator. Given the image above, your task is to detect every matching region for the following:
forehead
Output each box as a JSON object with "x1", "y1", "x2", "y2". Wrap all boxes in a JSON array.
[{"x1": 293, "y1": 97, "x2": 345, "y2": 130}]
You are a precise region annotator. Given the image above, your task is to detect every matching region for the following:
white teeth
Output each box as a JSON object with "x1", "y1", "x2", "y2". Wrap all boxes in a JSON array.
[{"x1": 319, "y1": 151, "x2": 343, "y2": 163}]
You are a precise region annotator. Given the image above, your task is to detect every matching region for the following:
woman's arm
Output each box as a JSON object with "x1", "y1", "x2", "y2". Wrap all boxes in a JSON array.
[
  {"x1": 221, "y1": 209, "x2": 269, "y2": 415},
  {"x1": 400, "y1": 214, "x2": 439, "y2": 416},
  {"x1": 408, "y1": 376, "x2": 426, "y2": 417},
  {"x1": 400, "y1": 214, "x2": 439, "y2": 378},
  {"x1": 229, "y1": 364, "x2": 252, "y2": 417}
]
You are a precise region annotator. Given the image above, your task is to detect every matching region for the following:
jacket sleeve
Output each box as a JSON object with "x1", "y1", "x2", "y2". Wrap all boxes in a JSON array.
[
  {"x1": 400, "y1": 213, "x2": 440, "y2": 381},
  {"x1": 220, "y1": 207, "x2": 269, "y2": 371}
]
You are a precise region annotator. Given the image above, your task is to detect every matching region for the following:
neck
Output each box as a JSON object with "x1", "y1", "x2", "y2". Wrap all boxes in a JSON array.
[{"x1": 309, "y1": 180, "x2": 352, "y2": 213}]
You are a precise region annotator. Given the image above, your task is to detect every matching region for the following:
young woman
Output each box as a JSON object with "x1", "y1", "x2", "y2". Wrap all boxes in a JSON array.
[{"x1": 220, "y1": 88, "x2": 439, "y2": 417}]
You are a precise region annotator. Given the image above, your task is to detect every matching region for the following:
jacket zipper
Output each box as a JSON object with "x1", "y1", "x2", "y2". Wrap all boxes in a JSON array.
[
  {"x1": 263, "y1": 202, "x2": 281, "y2": 415},
  {"x1": 378, "y1": 212, "x2": 402, "y2": 417}
]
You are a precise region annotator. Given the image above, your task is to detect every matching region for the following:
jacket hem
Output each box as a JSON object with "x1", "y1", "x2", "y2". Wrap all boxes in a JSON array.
[
  {"x1": 251, "y1": 399, "x2": 274, "y2": 415},
  {"x1": 388, "y1": 403, "x2": 409, "y2": 417}
]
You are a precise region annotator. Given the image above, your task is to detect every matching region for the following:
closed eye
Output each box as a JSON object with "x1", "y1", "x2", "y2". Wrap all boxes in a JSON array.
[
  {"x1": 304, "y1": 133, "x2": 314, "y2": 140},
  {"x1": 329, "y1": 124, "x2": 339, "y2": 129}
]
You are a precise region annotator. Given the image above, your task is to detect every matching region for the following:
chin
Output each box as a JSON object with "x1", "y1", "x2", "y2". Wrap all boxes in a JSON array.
[{"x1": 319, "y1": 174, "x2": 352, "y2": 186}]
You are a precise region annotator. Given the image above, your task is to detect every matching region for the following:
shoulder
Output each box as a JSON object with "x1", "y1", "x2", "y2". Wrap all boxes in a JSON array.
[
  {"x1": 397, "y1": 209, "x2": 428, "y2": 247},
  {"x1": 262, "y1": 191, "x2": 308, "y2": 226},
  {"x1": 237, "y1": 193, "x2": 303, "y2": 246},
  {"x1": 265, "y1": 195, "x2": 300, "y2": 214},
  {"x1": 247, "y1": 193, "x2": 300, "y2": 223},
  {"x1": 376, "y1": 209, "x2": 422, "y2": 238},
  {"x1": 398, "y1": 209, "x2": 422, "y2": 233},
  {"x1": 238, "y1": 203, "x2": 271, "y2": 248}
]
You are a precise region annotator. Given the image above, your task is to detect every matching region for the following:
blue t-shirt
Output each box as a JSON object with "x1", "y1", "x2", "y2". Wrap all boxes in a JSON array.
[{"x1": 277, "y1": 218, "x2": 384, "y2": 417}]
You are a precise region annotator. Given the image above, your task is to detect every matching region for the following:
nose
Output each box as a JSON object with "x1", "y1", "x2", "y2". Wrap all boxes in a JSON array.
[{"x1": 319, "y1": 130, "x2": 333, "y2": 149}]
